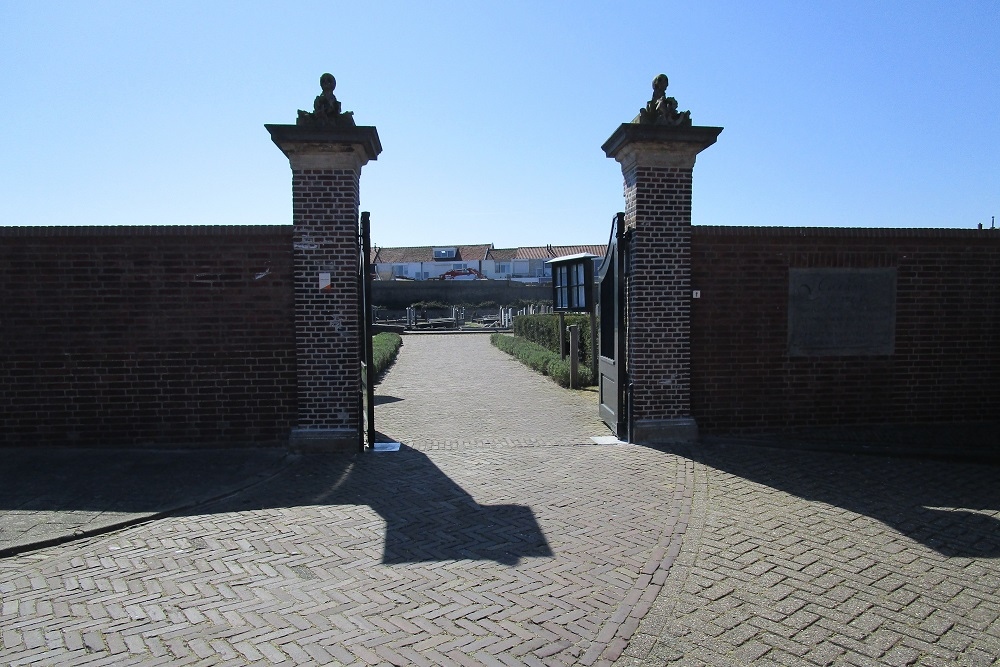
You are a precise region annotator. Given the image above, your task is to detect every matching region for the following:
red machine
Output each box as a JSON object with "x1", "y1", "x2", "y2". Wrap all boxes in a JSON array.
[{"x1": 437, "y1": 268, "x2": 486, "y2": 280}]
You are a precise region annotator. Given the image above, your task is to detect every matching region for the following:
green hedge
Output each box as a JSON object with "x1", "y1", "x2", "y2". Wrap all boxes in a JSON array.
[
  {"x1": 490, "y1": 333, "x2": 594, "y2": 388},
  {"x1": 371, "y1": 332, "x2": 402, "y2": 379},
  {"x1": 513, "y1": 313, "x2": 593, "y2": 363}
]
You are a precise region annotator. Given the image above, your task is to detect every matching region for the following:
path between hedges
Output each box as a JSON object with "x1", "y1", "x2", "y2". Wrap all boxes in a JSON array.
[{"x1": 372, "y1": 333, "x2": 608, "y2": 449}]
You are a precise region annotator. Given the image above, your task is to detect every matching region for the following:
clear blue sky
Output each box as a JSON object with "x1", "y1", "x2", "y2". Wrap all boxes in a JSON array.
[{"x1": 1, "y1": 1, "x2": 997, "y2": 249}]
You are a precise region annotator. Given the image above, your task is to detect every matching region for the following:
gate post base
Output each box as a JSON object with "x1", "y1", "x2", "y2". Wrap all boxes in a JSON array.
[
  {"x1": 289, "y1": 428, "x2": 358, "y2": 452},
  {"x1": 632, "y1": 418, "x2": 699, "y2": 445}
]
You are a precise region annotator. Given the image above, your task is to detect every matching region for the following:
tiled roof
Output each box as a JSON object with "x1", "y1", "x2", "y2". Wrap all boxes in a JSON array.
[
  {"x1": 374, "y1": 244, "x2": 493, "y2": 264},
  {"x1": 514, "y1": 245, "x2": 607, "y2": 260},
  {"x1": 486, "y1": 247, "x2": 518, "y2": 261}
]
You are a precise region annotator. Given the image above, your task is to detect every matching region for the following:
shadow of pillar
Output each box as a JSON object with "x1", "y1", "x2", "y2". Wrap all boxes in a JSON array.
[{"x1": 281, "y1": 443, "x2": 552, "y2": 566}]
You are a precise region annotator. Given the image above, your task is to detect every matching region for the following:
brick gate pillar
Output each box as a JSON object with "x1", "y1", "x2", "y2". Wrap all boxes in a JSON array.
[
  {"x1": 602, "y1": 122, "x2": 721, "y2": 444},
  {"x1": 265, "y1": 121, "x2": 381, "y2": 450}
]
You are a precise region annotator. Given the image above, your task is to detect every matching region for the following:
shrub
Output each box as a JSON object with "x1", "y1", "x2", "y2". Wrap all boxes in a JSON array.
[
  {"x1": 409, "y1": 300, "x2": 451, "y2": 310},
  {"x1": 371, "y1": 332, "x2": 402, "y2": 379},
  {"x1": 490, "y1": 333, "x2": 594, "y2": 388},
  {"x1": 512, "y1": 313, "x2": 594, "y2": 363}
]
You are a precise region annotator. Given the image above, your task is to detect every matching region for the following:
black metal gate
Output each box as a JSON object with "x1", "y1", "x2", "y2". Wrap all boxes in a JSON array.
[
  {"x1": 597, "y1": 212, "x2": 629, "y2": 440},
  {"x1": 358, "y1": 211, "x2": 375, "y2": 451}
]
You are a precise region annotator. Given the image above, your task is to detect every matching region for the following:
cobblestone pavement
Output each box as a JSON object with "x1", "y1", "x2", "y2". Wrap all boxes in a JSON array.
[
  {"x1": 1, "y1": 334, "x2": 998, "y2": 666},
  {"x1": 0, "y1": 449, "x2": 291, "y2": 556},
  {"x1": 619, "y1": 443, "x2": 1000, "y2": 667},
  {"x1": 0, "y1": 334, "x2": 690, "y2": 666}
]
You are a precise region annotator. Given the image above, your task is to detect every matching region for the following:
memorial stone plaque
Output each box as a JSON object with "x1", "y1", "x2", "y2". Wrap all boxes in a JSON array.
[{"x1": 788, "y1": 268, "x2": 896, "y2": 356}]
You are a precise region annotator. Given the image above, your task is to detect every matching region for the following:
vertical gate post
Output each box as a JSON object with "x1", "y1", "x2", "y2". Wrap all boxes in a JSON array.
[
  {"x1": 266, "y1": 79, "x2": 381, "y2": 450},
  {"x1": 558, "y1": 312, "x2": 566, "y2": 360},
  {"x1": 567, "y1": 324, "x2": 579, "y2": 389},
  {"x1": 602, "y1": 94, "x2": 721, "y2": 444}
]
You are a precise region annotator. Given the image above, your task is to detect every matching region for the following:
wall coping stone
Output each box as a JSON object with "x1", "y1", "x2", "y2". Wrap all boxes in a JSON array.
[
  {"x1": 0, "y1": 225, "x2": 292, "y2": 238},
  {"x1": 693, "y1": 225, "x2": 1000, "y2": 240}
]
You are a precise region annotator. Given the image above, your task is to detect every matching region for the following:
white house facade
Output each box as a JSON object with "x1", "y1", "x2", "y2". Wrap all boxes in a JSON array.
[{"x1": 373, "y1": 243, "x2": 606, "y2": 282}]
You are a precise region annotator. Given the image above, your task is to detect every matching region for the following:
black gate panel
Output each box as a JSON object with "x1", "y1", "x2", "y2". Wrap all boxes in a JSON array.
[
  {"x1": 598, "y1": 212, "x2": 628, "y2": 440},
  {"x1": 358, "y1": 211, "x2": 375, "y2": 450}
]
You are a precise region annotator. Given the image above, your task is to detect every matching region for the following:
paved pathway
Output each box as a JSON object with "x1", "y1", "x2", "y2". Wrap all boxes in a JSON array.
[
  {"x1": 1, "y1": 333, "x2": 998, "y2": 666},
  {"x1": 373, "y1": 333, "x2": 606, "y2": 449}
]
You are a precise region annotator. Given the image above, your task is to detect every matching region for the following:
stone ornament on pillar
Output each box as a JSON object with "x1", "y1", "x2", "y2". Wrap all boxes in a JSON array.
[
  {"x1": 266, "y1": 73, "x2": 382, "y2": 452},
  {"x1": 602, "y1": 73, "x2": 722, "y2": 446},
  {"x1": 297, "y1": 72, "x2": 357, "y2": 127},
  {"x1": 603, "y1": 73, "x2": 721, "y2": 168},
  {"x1": 636, "y1": 73, "x2": 692, "y2": 127},
  {"x1": 266, "y1": 72, "x2": 381, "y2": 171}
]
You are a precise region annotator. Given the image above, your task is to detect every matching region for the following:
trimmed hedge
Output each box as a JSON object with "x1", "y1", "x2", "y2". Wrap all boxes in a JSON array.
[
  {"x1": 490, "y1": 333, "x2": 594, "y2": 388},
  {"x1": 513, "y1": 313, "x2": 594, "y2": 363},
  {"x1": 372, "y1": 332, "x2": 402, "y2": 379}
]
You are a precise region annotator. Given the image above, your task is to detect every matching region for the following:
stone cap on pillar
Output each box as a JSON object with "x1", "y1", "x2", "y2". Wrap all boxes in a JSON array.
[
  {"x1": 602, "y1": 124, "x2": 723, "y2": 170},
  {"x1": 265, "y1": 124, "x2": 382, "y2": 171}
]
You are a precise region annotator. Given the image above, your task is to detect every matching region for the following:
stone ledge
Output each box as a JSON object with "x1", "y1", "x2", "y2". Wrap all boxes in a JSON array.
[
  {"x1": 265, "y1": 123, "x2": 381, "y2": 168},
  {"x1": 632, "y1": 418, "x2": 699, "y2": 445},
  {"x1": 289, "y1": 428, "x2": 359, "y2": 452},
  {"x1": 602, "y1": 124, "x2": 723, "y2": 161}
]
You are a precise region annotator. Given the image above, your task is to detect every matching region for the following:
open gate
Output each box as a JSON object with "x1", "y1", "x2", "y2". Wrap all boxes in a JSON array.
[
  {"x1": 358, "y1": 211, "x2": 375, "y2": 451},
  {"x1": 597, "y1": 212, "x2": 629, "y2": 440}
]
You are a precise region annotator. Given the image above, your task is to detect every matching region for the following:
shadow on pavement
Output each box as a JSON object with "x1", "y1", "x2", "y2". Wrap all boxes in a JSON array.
[
  {"x1": 0, "y1": 447, "x2": 291, "y2": 555},
  {"x1": 684, "y1": 440, "x2": 1000, "y2": 558},
  {"x1": 0, "y1": 447, "x2": 289, "y2": 515},
  {"x1": 207, "y1": 441, "x2": 552, "y2": 566},
  {"x1": 1, "y1": 444, "x2": 551, "y2": 566},
  {"x1": 373, "y1": 395, "x2": 403, "y2": 405}
]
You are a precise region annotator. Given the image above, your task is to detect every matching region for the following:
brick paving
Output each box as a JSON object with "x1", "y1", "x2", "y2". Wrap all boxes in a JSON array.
[
  {"x1": 618, "y1": 443, "x2": 1000, "y2": 667},
  {"x1": 0, "y1": 449, "x2": 290, "y2": 556},
  {"x1": 374, "y1": 333, "x2": 606, "y2": 449},
  {"x1": 1, "y1": 333, "x2": 998, "y2": 666}
]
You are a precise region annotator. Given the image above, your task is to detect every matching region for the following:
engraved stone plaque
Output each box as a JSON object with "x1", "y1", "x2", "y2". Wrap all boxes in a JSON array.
[{"x1": 788, "y1": 268, "x2": 896, "y2": 356}]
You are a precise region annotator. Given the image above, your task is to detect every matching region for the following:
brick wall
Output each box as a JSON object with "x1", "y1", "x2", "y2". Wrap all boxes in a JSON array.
[
  {"x1": 290, "y1": 168, "x2": 360, "y2": 432},
  {"x1": 690, "y1": 227, "x2": 1000, "y2": 434},
  {"x1": 624, "y1": 164, "x2": 694, "y2": 422},
  {"x1": 0, "y1": 226, "x2": 296, "y2": 447}
]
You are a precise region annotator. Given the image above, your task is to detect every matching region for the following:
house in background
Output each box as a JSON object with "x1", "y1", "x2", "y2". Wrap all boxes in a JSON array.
[
  {"x1": 372, "y1": 244, "x2": 492, "y2": 280},
  {"x1": 373, "y1": 243, "x2": 607, "y2": 282},
  {"x1": 502, "y1": 244, "x2": 607, "y2": 283}
]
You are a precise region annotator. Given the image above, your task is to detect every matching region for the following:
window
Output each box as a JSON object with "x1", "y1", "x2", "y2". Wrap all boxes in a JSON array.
[
  {"x1": 433, "y1": 248, "x2": 457, "y2": 259},
  {"x1": 600, "y1": 264, "x2": 615, "y2": 358},
  {"x1": 573, "y1": 263, "x2": 586, "y2": 307},
  {"x1": 550, "y1": 257, "x2": 594, "y2": 312},
  {"x1": 394, "y1": 264, "x2": 408, "y2": 276},
  {"x1": 453, "y1": 263, "x2": 466, "y2": 270},
  {"x1": 555, "y1": 266, "x2": 569, "y2": 309}
]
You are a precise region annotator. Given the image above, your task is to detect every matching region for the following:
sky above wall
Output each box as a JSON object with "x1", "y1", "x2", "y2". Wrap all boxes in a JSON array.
[{"x1": 1, "y1": 1, "x2": 997, "y2": 248}]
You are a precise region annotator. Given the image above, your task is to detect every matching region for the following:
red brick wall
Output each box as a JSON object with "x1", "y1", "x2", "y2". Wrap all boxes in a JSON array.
[
  {"x1": 0, "y1": 226, "x2": 296, "y2": 447},
  {"x1": 690, "y1": 227, "x2": 1000, "y2": 434}
]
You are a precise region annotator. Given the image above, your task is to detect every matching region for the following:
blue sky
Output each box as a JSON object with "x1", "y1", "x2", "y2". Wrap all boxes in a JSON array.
[{"x1": 1, "y1": 1, "x2": 997, "y2": 248}]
